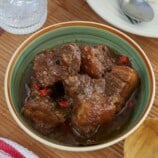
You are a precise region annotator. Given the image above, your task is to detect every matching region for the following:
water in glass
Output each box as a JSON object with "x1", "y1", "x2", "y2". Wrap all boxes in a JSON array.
[{"x1": 0, "y1": 0, "x2": 47, "y2": 34}]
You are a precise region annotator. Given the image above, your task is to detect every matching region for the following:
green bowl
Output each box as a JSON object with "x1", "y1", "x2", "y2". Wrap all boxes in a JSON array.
[{"x1": 4, "y1": 21, "x2": 155, "y2": 151}]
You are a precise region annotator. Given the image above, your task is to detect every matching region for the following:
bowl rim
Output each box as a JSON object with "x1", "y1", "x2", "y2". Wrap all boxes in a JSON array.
[{"x1": 4, "y1": 21, "x2": 156, "y2": 152}]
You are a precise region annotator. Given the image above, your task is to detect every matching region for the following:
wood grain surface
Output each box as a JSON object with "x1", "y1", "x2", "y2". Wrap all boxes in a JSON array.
[
  {"x1": 124, "y1": 118, "x2": 158, "y2": 158},
  {"x1": 0, "y1": 0, "x2": 158, "y2": 157}
]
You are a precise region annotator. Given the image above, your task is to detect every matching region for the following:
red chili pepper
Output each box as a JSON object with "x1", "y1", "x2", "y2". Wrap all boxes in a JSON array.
[
  {"x1": 34, "y1": 84, "x2": 41, "y2": 90},
  {"x1": 127, "y1": 100, "x2": 134, "y2": 108},
  {"x1": 118, "y1": 55, "x2": 129, "y2": 65},
  {"x1": 39, "y1": 88, "x2": 49, "y2": 96},
  {"x1": 62, "y1": 123, "x2": 71, "y2": 133},
  {"x1": 59, "y1": 100, "x2": 68, "y2": 108}
]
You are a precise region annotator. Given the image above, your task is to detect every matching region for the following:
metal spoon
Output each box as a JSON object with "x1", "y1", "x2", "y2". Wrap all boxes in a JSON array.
[{"x1": 120, "y1": 0, "x2": 154, "y2": 22}]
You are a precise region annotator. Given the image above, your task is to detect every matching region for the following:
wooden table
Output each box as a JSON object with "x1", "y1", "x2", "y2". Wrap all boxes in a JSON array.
[{"x1": 0, "y1": 0, "x2": 158, "y2": 157}]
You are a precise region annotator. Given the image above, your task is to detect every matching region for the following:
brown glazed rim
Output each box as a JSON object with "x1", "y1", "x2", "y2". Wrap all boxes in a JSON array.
[{"x1": 5, "y1": 21, "x2": 155, "y2": 151}]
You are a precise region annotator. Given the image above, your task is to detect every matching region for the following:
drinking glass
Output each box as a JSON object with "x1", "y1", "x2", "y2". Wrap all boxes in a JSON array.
[{"x1": 0, "y1": 0, "x2": 47, "y2": 34}]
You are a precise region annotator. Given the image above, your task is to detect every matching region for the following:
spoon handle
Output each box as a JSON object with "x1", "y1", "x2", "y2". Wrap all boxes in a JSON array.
[
  {"x1": 130, "y1": 0, "x2": 145, "y2": 3},
  {"x1": 146, "y1": 0, "x2": 154, "y2": 2}
]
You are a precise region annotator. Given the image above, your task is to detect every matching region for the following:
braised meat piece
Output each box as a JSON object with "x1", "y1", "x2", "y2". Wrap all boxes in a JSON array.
[
  {"x1": 22, "y1": 76, "x2": 72, "y2": 135},
  {"x1": 80, "y1": 45, "x2": 116, "y2": 78},
  {"x1": 105, "y1": 66, "x2": 139, "y2": 111},
  {"x1": 33, "y1": 43, "x2": 81, "y2": 87},
  {"x1": 64, "y1": 75, "x2": 116, "y2": 137},
  {"x1": 22, "y1": 96, "x2": 66, "y2": 135}
]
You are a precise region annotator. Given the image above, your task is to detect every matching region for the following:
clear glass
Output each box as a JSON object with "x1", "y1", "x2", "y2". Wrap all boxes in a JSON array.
[{"x1": 0, "y1": 0, "x2": 47, "y2": 34}]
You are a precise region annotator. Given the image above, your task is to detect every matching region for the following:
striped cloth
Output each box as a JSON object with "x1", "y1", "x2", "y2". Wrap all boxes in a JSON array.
[{"x1": 0, "y1": 138, "x2": 38, "y2": 158}]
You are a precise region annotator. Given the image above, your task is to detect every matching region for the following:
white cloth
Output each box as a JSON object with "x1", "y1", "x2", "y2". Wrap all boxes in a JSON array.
[{"x1": 0, "y1": 137, "x2": 38, "y2": 158}]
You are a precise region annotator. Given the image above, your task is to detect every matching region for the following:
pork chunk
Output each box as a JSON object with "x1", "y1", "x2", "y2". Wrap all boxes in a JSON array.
[
  {"x1": 22, "y1": 96, "x2": 66, "y2": 135},
  {"x1": 105, "y1": 66, "x2": 139, "y2": 111},
  {"x1": 80, "y1": 45, "x2": 116, "y2": 78},
  {"x1": 64, "y1": 75, "x2": 116, "y2": 137},
  {"x1": 33, "y1": 43, "x2": 81, "y2": 87}
]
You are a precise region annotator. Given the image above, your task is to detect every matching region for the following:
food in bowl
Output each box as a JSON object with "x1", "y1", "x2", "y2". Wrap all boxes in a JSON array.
[
  {"x1": 22, "y1": 43, "x2": 139, "y2": 146},
  {"x1": 5, "y1": 21, "x2": 155, "y2": 151}
]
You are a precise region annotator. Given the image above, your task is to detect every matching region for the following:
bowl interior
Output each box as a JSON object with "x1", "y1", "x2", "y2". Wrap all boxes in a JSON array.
[{"x1": 8, "y1": 24, "x2": 152, "y2": 147}]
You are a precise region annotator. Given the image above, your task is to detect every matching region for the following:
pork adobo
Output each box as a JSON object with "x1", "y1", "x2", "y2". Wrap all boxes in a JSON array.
[{"x1": 22, "y1": 43, "x2": 139, "y2": 146}]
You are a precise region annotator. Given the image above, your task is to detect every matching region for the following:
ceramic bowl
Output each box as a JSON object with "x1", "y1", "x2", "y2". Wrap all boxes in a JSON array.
[{"x1": 4, "y1": 21, "x2": 155, "y2": 151}]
